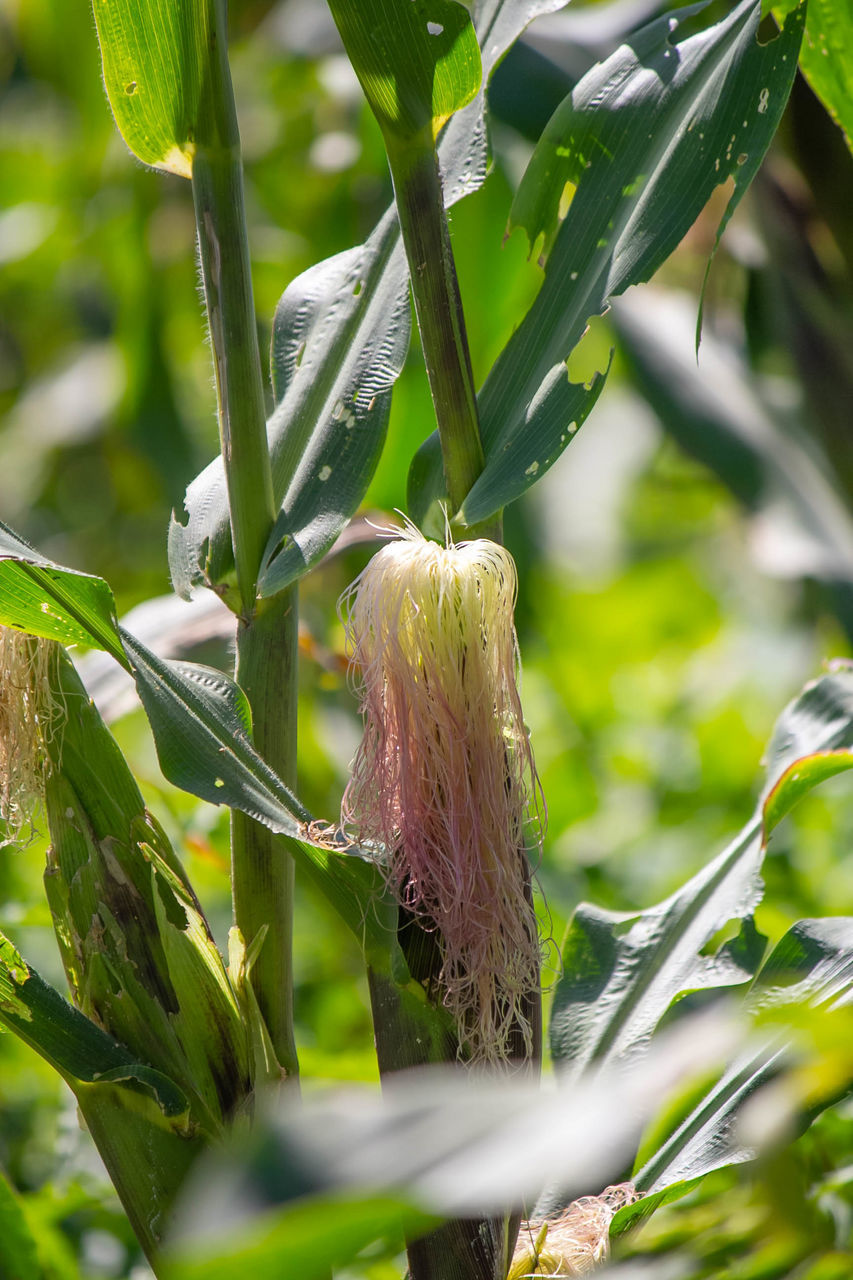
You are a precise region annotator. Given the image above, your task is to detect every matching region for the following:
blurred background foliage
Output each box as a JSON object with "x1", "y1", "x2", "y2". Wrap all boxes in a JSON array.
[{"x1": 1, "y1": 0, "x2": 853, "y2": 1275}]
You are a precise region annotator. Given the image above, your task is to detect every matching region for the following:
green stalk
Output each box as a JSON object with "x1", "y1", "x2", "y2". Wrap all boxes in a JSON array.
[
  {"x1": 191, "y1": 1, "x2": 275, "y2": 615},
  {"x1": 231, "y1": 589, "x2": 300, "y2": 1081},
  {"x1": 388, "y1": 138, "x2": 488, "y2": 523},
  {"x1": 191, "y1": 3, "x2": 298, "y2": 1080}
]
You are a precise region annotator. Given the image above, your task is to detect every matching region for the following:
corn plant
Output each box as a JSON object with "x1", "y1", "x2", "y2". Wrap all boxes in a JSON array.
[{"x1": 2, "y1": 0, "x2": 853, "y2": 1277}]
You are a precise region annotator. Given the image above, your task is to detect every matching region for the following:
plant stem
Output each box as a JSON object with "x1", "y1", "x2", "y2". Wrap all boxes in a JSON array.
[
  {"x1": 232, "y1": 589, "x2": 300, "y2": 1081},
  {"x1": 389, "y1": 139, "x2": 485, "y2": 520},
  {"x1": 191, "y1": 4, "x2": 297, "y2": 1080},
  {"x1": 191, "y1": 2, "x2": 275, "y2": 616}
]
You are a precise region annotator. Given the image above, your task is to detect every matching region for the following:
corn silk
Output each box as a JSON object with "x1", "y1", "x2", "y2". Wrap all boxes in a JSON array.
[{"x1": 341, "y1": 526, "x2": 543, "y2": 1067}]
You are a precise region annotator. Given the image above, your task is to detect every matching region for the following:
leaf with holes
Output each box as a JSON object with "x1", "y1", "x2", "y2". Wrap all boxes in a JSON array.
[
  {"x1": 326, "y1": 0, "x2": 481, "y2": 145},
  {"x1": 91, "y1": 0, "x2": 217, "y2": 177},
  {"x1": 462, "y1": 0, "x2": 806, "y2": 524},
  {"x1": 258, "y1": 212, "x2": 411, "y2": 597},
  {"x1": 121, "y1": 631, "x2": 390, "y2": 950}
]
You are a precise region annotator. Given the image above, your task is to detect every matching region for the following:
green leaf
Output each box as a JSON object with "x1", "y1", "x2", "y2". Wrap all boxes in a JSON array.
[
  {"x1": 760, "y1": 666, "x2": 853, "y2": 799},
  {"x1": 549, "y1": 667, "x2": 853, "y2": 1085},
  {"x1": 164, "y1": 1193, "x2": 433, "y2": 1280},
  {"x1": 326, "y1": 0, "x2": 481, "y2": 144},
  {"x1": 91, "y1": 0, "x2": 215, "y2": 177},
  {"x1": 631, "y1": 918, "x2": 853, "y2": 1195},
  {"x1": 0, "y1": 520, "x2": 127, "y2": 666},
  {"x1": 0, "y1": 516, "x2": 387, "y2": 952},
  {"x1": 0, "y1": 934, "x2": 188, "y2": 1119},
  {"x1": 0, "y1": 1171, "x2": 40, "y2": 1280},
  {"x1": 258, "y1": 213, "x2": 411, "y2": 597},
  {"x1": 119, "y1": 630, "x2": 392, "y2": 951},
  {"x1": 43, "y1": 649, "x2": 252, "y2": 1130},
  {"x1": 120, "y1": 629, "x2": 310, "y2": 837},
  {"x1": 170, "y1": 209, "x2": 411, "y2": 600},
  {"x1": 463, "y1": 0, "x2": 807, "y2": 524},
  {"x1": 776, "y1": 0, "x2": 853, "y2": 154},
  {"x1": 0, "y1": 930, "x2": 207, "y2": 1263},
  {"x1": 261, "y1": 217, "x2": 411, "y2": 597},
  {"x1": 549, "y1": 823, "x2": 766, "y2": 1083},
  {"x1": 763, "y1": 749, "x2": 853, "y2": 835}
]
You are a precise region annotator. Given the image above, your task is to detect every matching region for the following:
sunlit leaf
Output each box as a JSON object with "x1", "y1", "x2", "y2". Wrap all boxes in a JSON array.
[
  {"x1": 776, "y1": 0, "x2": 853, "y2": 154},
  {"x1": 259, "y1": 214, "x2": 410, "y2": 597},
  {"x1": 326, "y1": 0, "x2": 481, "y2": 144},
  {"x1": 121, "y1": 632, "x2": 389, "y2": 951},
  {"x1": 0, "y1": 520, "x2": 127, "y2": 666},
  {"x1": 763, "y1": 749, "x2": 853, "y2": 835},
  {"x1": 463, "y1": 0, "x2": 806, "y2": 524},
  {"x1": 91, "y1": 0, "x2": 216, "y2": 177},
  {"x1": 0, "y1": 934, "x2": 188, "y2": 1119}
]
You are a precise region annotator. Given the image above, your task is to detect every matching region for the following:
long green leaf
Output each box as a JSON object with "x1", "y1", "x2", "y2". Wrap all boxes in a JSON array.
[
  {"x1": 120, "y1": 630, "x2": 308, "y2": 836},
  {"x1": 549, "y1": 668, "x2": 853, "y2": 1084},
  {"x1": 462, "y1": 0, "x2": 806, "y2": 524},
  {"x1": 0, "y1": 934, "x2": 188, "y2": 1119},
  {"x1": 627, "y1": 918, "x2": 853, "y2": 1199},
  {"x1": 120, "y1": 630, "x2": 394, "y2": 944},
  {"x1": 0, "y1": 934, "x2": 220, "y2": 1261},
  {"x1": 44, "y1": 648, "x2": 252, "y2": 1130},
  {"x1": 169, "y1": 209, "x2": 411, "y2": 599},
  {"x1": 0, "y1": 524, "x2": 388, "y2": 948},
  {"x1": 91, "y1": 0, "x2": 215, "y2": 177},
  {"x1": 764, "y1": 750, "x2": 853, "y2": 834}
]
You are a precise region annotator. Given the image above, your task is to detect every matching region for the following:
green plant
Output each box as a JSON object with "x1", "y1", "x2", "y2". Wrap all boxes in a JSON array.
[{"x1": 1, "y1": 1, "x2": 853, "y2": 1277}]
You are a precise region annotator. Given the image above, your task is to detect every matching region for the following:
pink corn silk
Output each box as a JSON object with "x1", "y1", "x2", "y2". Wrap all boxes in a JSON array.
[{"x1": 341, "y1": 530, "x2": 543, "y2": 1066}]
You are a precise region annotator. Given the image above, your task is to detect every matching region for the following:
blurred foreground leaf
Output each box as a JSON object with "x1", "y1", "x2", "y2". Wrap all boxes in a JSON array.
[
  {"x1": 164, "y1": 1017, "x2": 736, "y2": 1275},
  {"x1": 165, "y1": 1193, "x2": 433, "y2": 1280},
  {"x1": 0, "y1": 1171, "x2": 40, "y2": 1280}
]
